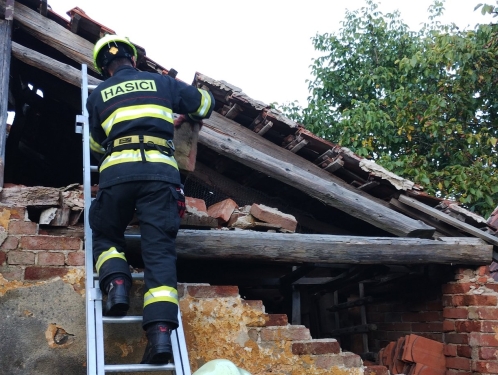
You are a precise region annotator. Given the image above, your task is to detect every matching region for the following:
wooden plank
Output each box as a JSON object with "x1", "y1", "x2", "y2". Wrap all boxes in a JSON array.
[
  {"x1": 0, "y1": 17, "x2": 13, "y2": 189},
  {"x1": 169, "y1": 230, "x2": 492, "y2": 265},
  {"x1": 397, "y1": 195, "x2": 498, "y2": 247},
  {"x1": 389, "y1": 198, "x2": 464, "y2": 237},
  {"x1": 200, "y1": 113, "x2": 436, "y2": 238},
  {"x1": 2, "y1": 0, "x2": 96, "y2": 70},
  {"x1": 11, "y1": 42, "x2": 102, "y2": 88},
  {"x1": 0, "y1": 186, "x2": 60, "y2": 206}
]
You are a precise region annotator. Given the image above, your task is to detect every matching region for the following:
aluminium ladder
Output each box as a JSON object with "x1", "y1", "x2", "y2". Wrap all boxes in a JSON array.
[{"x1": 76, "y1": 64, "x2": 192, "y2": 375}]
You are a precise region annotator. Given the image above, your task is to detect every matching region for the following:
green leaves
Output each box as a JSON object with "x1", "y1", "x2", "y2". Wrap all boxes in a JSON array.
[{"x1": 279, "y1": 0, "x2": 498, "y2": 217}]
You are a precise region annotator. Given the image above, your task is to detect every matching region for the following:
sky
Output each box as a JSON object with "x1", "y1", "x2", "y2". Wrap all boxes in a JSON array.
[{"x1": 44, "y1": 0, "x2": 493, "y2": 107}]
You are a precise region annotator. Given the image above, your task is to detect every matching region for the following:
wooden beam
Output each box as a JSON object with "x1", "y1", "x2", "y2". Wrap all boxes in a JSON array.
[
  {"x1": 164, "y1": 230, "x2": 492, "y2": 265},
  {"x1": 0, "y1": 17, "x2": 13, "y2": 189},
  {"x1": 199, "y1": 113, "x2": 436, "y2": 238},
  {"x1": 397, "y1": 195, "x2": 498, "y2": 247},
  {"x1": 11, "y1": 42, "x2": 102, "y2": 88},
  {"x1": 2, "y1": 0, "x2": 96, "y2": 70}
]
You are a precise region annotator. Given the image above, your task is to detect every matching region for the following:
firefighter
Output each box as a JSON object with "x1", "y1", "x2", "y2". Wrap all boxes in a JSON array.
[{"x1": 87, "y1": 34, "x2": 214, "y2": 364}]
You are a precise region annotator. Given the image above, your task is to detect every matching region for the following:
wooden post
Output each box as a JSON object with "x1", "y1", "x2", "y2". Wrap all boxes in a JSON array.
[{"x1": 0, "y1": 0, "x2": 14, "y2": 189}]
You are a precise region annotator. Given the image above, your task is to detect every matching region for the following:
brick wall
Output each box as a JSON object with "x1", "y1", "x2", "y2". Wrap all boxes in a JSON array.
[
  {"x1": 443, "y1": 266, "x2": 498, "y2": 375},
  {"x1": 366, "y1": 265, "x2": 498, "y2": 375},
  {"x1": 0, "y1": 206, "x2": 83, "y2": 282}
]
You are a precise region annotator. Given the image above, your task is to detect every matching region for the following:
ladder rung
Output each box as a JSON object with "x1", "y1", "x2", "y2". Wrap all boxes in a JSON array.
[
  {"x1": 88, "y1": 84, "x2": 97, "y2": 91},
  {"x1": 103, "y1": 315, "x2": 142, "y2": 324},
  {"x1": 93, "y1": 272, "x2": 144, "y2": 280},
  {"x1": 104, "y1": 363, "x2": 176, "y2": 373},
  {"x1": 90, "y1": 165, "x2": 98, "y2": 172}
]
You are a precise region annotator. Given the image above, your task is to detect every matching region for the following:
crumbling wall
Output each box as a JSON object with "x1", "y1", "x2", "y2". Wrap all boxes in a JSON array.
[{"x1": 0, "y1": 203, "x2": 365, "y2": 375}]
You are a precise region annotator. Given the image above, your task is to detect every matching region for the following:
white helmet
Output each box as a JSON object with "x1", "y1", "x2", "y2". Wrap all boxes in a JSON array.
[{"x1": 193, "y1": 359, "x2": 251, "y2": 375}]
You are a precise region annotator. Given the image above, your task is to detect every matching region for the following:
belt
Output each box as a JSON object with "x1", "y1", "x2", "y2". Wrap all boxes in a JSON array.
[
  {"x1": 104, "y1": 135, "x2": 175, "y2": 163},
  {"x1": 113, "y1": 135, "x2": 173, "y2": 149}
]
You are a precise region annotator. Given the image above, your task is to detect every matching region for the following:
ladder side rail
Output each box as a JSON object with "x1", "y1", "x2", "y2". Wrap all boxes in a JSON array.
[
  {"x1": 80, "y1": 63, "x2": 99, "y2": 375},
  {"x1": 172, "y1": 309, "x2": 192, "y2": 375}
]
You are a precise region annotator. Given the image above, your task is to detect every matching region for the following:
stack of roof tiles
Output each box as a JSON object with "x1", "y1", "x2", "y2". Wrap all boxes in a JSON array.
[{"x1": 378, "y1": 334, "x2": 446, "y2": 375}]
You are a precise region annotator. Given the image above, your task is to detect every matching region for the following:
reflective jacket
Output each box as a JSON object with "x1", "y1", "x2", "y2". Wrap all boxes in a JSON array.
[{"x1": 86, "y1": 65, "x2": 214, "y2": 188}]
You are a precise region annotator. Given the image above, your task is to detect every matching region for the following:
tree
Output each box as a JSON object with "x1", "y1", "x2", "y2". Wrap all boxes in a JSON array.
[{"x1": 281, "y1": 0, "x2": 498, "y2": 217}]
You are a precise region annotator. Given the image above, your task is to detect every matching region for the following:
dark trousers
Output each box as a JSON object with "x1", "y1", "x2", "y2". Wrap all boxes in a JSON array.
[{"x1": 89, "y1": 180, "x2": 181, "y2": 329}]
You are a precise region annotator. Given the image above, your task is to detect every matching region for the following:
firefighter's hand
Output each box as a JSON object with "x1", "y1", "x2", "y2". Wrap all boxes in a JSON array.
[{"x1": 174, "y1": 114, "x2": 203, "y2": 129}]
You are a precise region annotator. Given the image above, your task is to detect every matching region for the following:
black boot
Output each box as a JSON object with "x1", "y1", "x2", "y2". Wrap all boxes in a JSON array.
[
  {"x1": 104, "y1": 277, "x2": 130, "y2": 316},
  {"x1": 141, "y1": 323, "x2": 173, "y2": 364}
]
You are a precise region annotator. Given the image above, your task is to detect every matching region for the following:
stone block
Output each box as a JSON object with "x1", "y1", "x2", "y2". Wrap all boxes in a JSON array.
[
  {"x1": 0, "y1": 251, "x2": 5, "y2": 265},
  {"x1": 249, "y1": 204, "x2": 297, "y2": 232}
]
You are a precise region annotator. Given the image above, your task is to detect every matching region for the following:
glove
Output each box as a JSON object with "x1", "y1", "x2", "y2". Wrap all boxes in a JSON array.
[
  {"x1": 176, "y1": 186, "x2": 186, "y2": 218},
  {"x1": 174, "y1": 114, "x2": 203, "y2": 129}
]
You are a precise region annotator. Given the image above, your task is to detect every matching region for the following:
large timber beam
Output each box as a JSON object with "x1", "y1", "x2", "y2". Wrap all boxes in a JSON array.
[
  {"x1": 11, "y1": 41, "x2": 102, "y2": 87},
  {"x1": 170, "y1": 230, "x2": 491, "y2": 265},
  {"x1": 200, "y1": 114, "x2": 435, "y2": 238},
  {"x1": 1, "y1": 0, "x2": 96, "y2": 70}
]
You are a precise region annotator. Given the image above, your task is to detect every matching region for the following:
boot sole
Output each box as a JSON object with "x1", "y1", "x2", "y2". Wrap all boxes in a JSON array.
[
  {"x1": 142, "y1": 346, "x2": 173, "y2": 364},
  {"x1": 104, "y1": 296, "x2": 130, "y2": 316}
]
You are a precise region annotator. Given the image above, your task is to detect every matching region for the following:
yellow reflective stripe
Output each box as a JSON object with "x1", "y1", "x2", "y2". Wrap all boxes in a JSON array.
[
  {"x1": 96, "y1": 247, "x2": 127, "y2": 273},
  {"x1": 101, "y1": 105, "x2": 174, "y2": 136},
  {"x1": 144, "y1": 286, "x2": 178, "y2": 307},
  {"x1": 90, "y1": 135, "x2": 105, "y2": 154},
  {"x1": 113, "y1": 135, "x2": 169, "y2": 148},
  {"x1": 191, "y1": 89, "x2": 212, "y2": 118},
  {"x1": 100, "y1": 150, "x2": 178, "y2": 172}
]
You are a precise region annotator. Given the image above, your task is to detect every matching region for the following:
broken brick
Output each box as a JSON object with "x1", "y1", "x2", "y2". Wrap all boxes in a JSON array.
[
  {"x1": 207, "y1": 199, "x2": 238, "y2": 223},
  {"x1": 249, "y1": 203, "x2": 297, "y2": 232}
]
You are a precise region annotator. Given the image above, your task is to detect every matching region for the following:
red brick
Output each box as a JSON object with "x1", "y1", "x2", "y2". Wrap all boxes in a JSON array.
[
  {"x1": 451, "y1": 295, "x2": 498, "y2": 307},
  {"x1": 186, "y1": 285, "x2": 239, "y2": 298},
  {"x1": 455, "y1": 320, "x2": 482, "y2": 333},
  {"x1": 242, "y1": 300, "x2": 264, "y2": 311},
  {"x1": 470, "y1": 332, "x2": 498, "y2": 347},
  {"x1": 486, "y1": 284, "x2": 498, "y2": 293},
  {"x1": 477, "y1": 276, "x2": 490, "y2": 283},
  {"x1": 250, "y1": 203, "x2": 297, "y2": 232},
  {"x1": 292, "y1": 339, "x2": 340, "y2": 355},
  {"x1": 474, "y1": 361, "x2": 498, "y2": 373},
  {"x1": 477, "y1": 266, "x2": 490, "y2": 276},
  {"x1": 442, "y1": 283, "x2": 474, "y2": 294},
  {"x1": 1, "y1": 207, "x2": 24, "y2": 220},
  {"x1": 478, "y1": 347, "x2": 498, "y2": 360},
  {"x1": 427, "y1": 300, "x2": 443, "y2": 311},
  {"x1": 443, "y1": 308, "x2": 468, "y2": 319},
  {"x1": 444, "y1": 344, "x2": 457, "y2": 357},
  {"x1": 314, "y1": 354, "x2": 344, "y2": 369},
  {"x1": 470, "y1": 307, "x2": 498, "y2": 320},
  {"x1": 37, "y1": 252, "x2": 65, "y2": 266},
  {"x1": 445, "y1": 370, "x2": 471, "y2": 375},
  {"x1": 8, "y1": 251, "x2": 35, "y2": 265},
  {"x1": 402, "y1": 312, "x2": 441, "y2": 322},
  {"x1": 480, "y1": 321, "x2": 498, "y2": 333},
  {"x1": 457, "y1": 345, "x2": 472, "y2": 358},
  {"x1": 445, "y1": 333, "x2": 469, "y2": 344},
  {"x1": 24, "y1": 266, "x2": 67, "y2": 280},
  {"x1": 21, "y1": 236, "x2": 81, "y2": 250},
  {"x1": 342, "y1": 352, "x2": 363, "y2": 368},
  {"x1": 1, "y1": 236, "x2": 19, "y2": 250},
  {"x1": 8, "y1": 221, "x2": 38, "y2": 235},
  {"x1": 365, "y1": 365, "x2": 389, "y2": 375},
  {"x1": 264, "y1": 314, "x2": 288, "y2": 326},
  {"x1": 67, "y1": 251, "x2": 85, "y2": 266},
  {"x1": 207, "y1": 199, "x2": 238, "y2": 223},
  {"x1": 412, "y1": 322, "x2": 443, "y2": 332},
  {"x1": 0, "y1": 265, "x2": 23, "y2": 280},
  {"x1": 377, "y1": 322, "x2": 412, "y2": 331},
  {"x1": 185, "y1": 197, "x2": 207, "y2": 214},
  {"x1": 446, "y1": 357, "x2": 471, "y2": 371},
  {"x1": 260, "y1": 326, "x2": 311, "y2": 341},
  {"x1": 443, "y1": 321, "x2": 455, "y2": 332}
]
